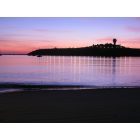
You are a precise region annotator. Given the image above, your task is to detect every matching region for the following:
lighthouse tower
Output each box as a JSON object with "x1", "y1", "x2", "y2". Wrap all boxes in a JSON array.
[{"x1": 113, "y1": 38, "x2": 117, "y2": 45}]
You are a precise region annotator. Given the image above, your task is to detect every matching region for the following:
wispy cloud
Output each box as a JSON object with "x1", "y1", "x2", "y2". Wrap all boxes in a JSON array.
[
  {"x1": 95, "y1": 37, "x2": 113, "y2": 43},
  {"x1": 33, "y1": 28, "x2": 72, "y2": 33},
  {"x1": 118, "y1": 38, "x2": 140, "y2": 48},
  {"x1": 33, "y1": 29, "x2": 50, "y2": 32},
  {"x1": 93, "y1": 37, "x2": 140, "y2": 48},
  {"x1": 134, "y1": 17, "x2": 140, "y2": 21},
  {"x1": 0, "y1": 25, "x2": 17, "y2": 29},
  {"x1": 126, "y1": 26, "x2": 140, "y2": 33},
  {"x1": 0, "y1": 34, "x2": 54, "y2": 42}
]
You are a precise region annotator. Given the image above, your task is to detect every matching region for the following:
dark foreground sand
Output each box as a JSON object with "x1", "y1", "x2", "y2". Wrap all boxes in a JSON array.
[{"x1": 0, "y1": 88, "x2": 140, "y2": 123}]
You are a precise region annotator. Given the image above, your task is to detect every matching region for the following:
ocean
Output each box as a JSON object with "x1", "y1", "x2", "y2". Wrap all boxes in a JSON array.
[{"x1": 0, "y1": 55, "x2": 140, "y2": 88}]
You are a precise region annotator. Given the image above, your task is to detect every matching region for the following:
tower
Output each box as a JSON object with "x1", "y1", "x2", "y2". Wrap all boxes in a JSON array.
[{"x1": 113, "y1": 38, "x2": 117, "y2": 45}]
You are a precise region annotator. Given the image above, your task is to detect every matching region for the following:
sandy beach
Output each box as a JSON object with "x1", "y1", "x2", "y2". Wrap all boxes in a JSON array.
[{"x1": 0, "y1": 88, "x2": 140, "y2": 122}]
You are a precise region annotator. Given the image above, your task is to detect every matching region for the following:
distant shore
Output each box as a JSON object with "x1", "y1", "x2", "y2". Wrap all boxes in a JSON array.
[
  {"x1": 28, "y1": 44, "x2": 140, "y2": 57},
  {"x1": 0, "y1": 87, "x2": 140, "y2": 122}
]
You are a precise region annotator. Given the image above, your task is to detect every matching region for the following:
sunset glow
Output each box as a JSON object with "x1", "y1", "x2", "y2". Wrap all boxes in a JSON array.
[{"x1": 0, "y1": 17, "x2": 140, "y2": 54}]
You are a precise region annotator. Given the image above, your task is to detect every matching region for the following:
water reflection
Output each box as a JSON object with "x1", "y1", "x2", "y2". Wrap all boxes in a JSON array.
[
  {"x1": 0, "y1": 55, "x2": 139, "y2": 86},
  {"x1": 33, "y1": 56, "x2": 133, "y2": 86}
]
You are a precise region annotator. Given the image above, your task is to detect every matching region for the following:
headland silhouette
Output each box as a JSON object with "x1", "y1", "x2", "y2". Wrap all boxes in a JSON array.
[{"x1": 28, "y1": 38, "x2": 140, "y2": 57}]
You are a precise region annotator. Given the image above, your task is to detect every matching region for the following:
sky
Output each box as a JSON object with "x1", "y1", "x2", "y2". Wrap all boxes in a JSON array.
[{"x1": 0, "y1": 17, "x2": 140, "y2": 54}]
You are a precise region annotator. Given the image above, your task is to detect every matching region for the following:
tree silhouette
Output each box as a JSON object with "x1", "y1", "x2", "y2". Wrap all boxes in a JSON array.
[{"x1": 113, "y1": 38, "x2": 117, "y2": 45}]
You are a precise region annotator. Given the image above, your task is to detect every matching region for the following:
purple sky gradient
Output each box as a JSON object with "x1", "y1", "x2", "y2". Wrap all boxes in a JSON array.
[{"x1": 0, "y1": 17, "x2": 140, "y2": 54}]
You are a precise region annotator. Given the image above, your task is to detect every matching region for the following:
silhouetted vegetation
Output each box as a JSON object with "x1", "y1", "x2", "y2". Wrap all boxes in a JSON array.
[{"x1": 28, "y1": 40, "x2": 140, "y2": 57}]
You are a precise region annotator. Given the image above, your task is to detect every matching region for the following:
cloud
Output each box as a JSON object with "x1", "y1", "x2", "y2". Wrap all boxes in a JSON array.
[
  {"x1": 120, "y1": 38, "x2": 140, "y2": 44},
  {"x1": 33, "y1": 29, "x2": 50, "y2": 32},
  {"x1": 118, "y1": 38, "x2": 140, "y2": 48},
  {"x1": 0, "y1": 37, "x2": 56, "y2": 54},
  {"x1": 0, "y1": 25, "x2": 17, "y2": 29},
  {"x1": 0, "y1": 37, "x2": 54, "y2": 43},
  {"x1": 95, "y1": 37, "x2": 113, "y2": 43},
  {"x1": 134, "y1": 17, "x2": 140, "y2": 21},
  {"x1": 126, "y1": 26, "x2": 140, "y2": 33},
  {"x1": 33, "y1": 28, "x2": 72, "y2": 33},
  {"x1": 92, "y1": 37, "x2": 140, "y2": 48}
]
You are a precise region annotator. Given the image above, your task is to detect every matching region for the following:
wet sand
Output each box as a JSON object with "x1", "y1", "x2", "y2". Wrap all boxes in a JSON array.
[{"x1": 0, "y1": 88, "x2": 140, "y2": 123}]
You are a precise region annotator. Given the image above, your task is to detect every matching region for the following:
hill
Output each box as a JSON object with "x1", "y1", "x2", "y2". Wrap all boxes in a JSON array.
[{"x1": 28, "y1": 43, "x2": 140, "y2": 57}]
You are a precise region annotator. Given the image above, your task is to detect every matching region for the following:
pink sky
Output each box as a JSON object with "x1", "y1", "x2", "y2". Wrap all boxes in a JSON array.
[{"x1": 0, "y1": 17, "x2": 140, "y2": 54}]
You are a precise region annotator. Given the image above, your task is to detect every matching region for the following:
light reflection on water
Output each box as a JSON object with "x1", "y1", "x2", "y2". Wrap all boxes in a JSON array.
[{"x1": 0, "y1": 55, "x2": 140, "y2": 87}]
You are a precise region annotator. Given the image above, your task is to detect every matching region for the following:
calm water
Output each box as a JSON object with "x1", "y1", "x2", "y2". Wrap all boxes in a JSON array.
[{"x1": 0, "y1": 55, "x2": 140, "y2": 87}]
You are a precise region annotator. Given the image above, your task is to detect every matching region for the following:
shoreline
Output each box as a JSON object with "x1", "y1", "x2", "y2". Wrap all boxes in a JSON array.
[
  {"x1": 0, "y1": 83, "x2": 140, "y2": 90},
  {"x1": 0, "y1": 83, "x2": 140, "y2": 94}
]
